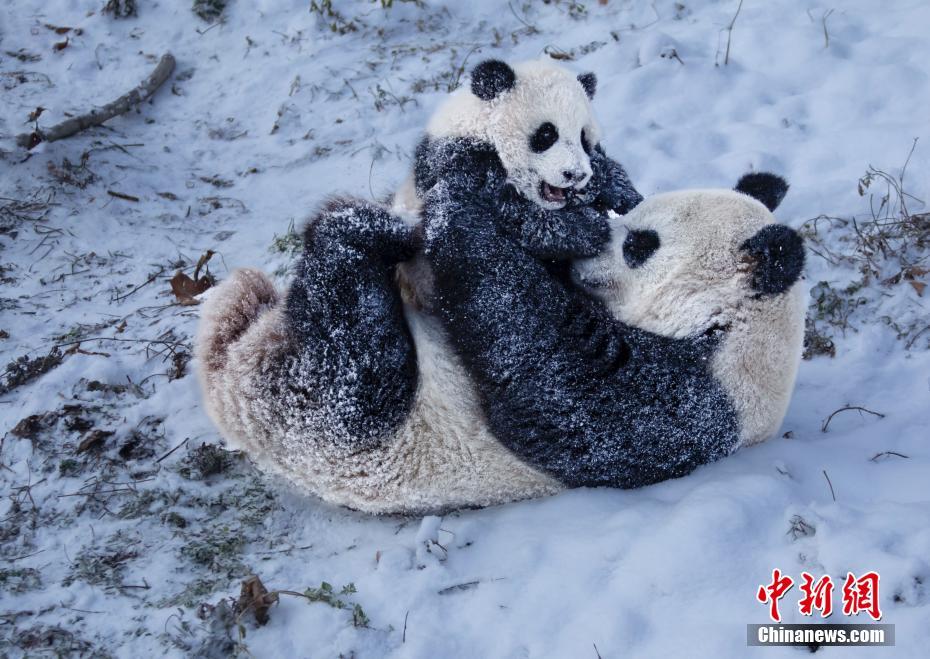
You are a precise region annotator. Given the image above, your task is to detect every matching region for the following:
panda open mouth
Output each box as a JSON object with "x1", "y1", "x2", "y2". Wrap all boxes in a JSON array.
[{"x1": 540, "y1": 181, "x2": 574, "y2": 204}]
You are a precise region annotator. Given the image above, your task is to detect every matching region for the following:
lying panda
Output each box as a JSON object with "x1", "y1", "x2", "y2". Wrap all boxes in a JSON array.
[
  {"x1": 196, "y1": 60, "x2": 805, "y2": 514},
  {"x1": 420, "y1": 162, "x2": 805, "y2": 489}
]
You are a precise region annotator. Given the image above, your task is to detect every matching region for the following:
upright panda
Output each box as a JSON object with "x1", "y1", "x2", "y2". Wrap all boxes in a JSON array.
[{"x1": 197, "y1": 59, "x2": 631, "y2": 514}]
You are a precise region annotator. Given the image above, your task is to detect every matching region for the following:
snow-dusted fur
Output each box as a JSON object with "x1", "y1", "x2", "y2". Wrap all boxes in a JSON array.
[
  {"x1": 426, "y1": 59, "x2": 601, "y2": 210},
  {"x1": 196, "y1": 58, "x2": 650, "y2": 514},
  {"x1": 573, "y1": 189, "x2": 806, "y2": 447},
  {"x1": 197, "y1": 268, "x2": 559, "y2": 515}
]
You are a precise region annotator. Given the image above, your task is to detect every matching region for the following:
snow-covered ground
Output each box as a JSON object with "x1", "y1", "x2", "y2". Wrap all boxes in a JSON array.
[{"x1": 1, "y1": 0, "x2": 928, "y2": 656}]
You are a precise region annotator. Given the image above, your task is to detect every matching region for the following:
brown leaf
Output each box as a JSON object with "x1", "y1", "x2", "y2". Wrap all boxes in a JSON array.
[
  {"x1": 238, "y1": 575, "x2": 278, "y2": 626},
  {"x1": 27, "y1": 106, "x2": 46, "y2": 122},
  {"x1": 77, "y1": 429, "x2": 115, "y2": 454},
  {"x1": 910, "y1": 280, "x2": 926, "y2": 297},
  {"x1": 53, "y1": 38, "x2": 69, "y2": 52},
  {"x1": 193, "y1": 249, "x2": 215, "y2": 281},
  {"x1": 170, "y1": 271, "x2": 211, "y2": 305}
]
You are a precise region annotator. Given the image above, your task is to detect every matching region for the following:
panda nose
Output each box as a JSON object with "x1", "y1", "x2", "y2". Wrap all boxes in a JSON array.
[{"x1": 563, "y1": 169, "x2": 579, "y2": 182}]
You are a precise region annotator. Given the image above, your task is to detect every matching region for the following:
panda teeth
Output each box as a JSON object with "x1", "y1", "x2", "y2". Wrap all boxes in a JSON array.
[{"x1": 541, "y1": 181, "x2": 569, "y2": 203}]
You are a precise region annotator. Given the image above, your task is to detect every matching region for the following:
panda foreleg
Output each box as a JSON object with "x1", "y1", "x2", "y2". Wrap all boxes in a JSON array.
[
  {"x1": 284, "y1": 198, "x2": 419, "y2": 447},
  {"x1": 586, "y1": 146, "x2": 643, "y2": 216},
  {"x1": 499, "y1": 190, "x2": 611, "y2": 261}
]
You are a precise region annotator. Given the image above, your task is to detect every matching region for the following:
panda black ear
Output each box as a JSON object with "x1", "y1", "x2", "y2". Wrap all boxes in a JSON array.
[
  {"x1": 735, "y1": 172, "x2": 789, "y2": 212},
  {"x1": 471, "y1": 60, "x2": 516, "y2": 101},
  {"x1": 740, "y1": 224, "x2": 805, "y2": 296},
  {"x1": 577, "y1": 72, "x2": 597, "y2": 99}
]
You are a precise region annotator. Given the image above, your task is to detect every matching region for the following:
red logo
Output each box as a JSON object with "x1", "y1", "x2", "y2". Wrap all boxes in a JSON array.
[
  {"x1": 842, "y1": 571, "x2": 882, "y2": 621},
  {"x1": 757, "y1": 570, "x2": 882, "y2": 622},
  {"x1": 756, "y1": 569, "x2": 794, "y2": 623},
  {"x1": 798, "y1": 572, "x2": 834, "y2": 618}
]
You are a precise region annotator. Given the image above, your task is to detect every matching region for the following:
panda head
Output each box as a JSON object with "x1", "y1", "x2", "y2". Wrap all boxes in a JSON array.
[
  {"x1": 573, "y1": 173, "x2": 803, "y2": 336},
  {"x1": 426, "y1": 59, "x2": 602, "y2": 210},
  {"x1": 573, "y1": 174, "x2": 806, "y2": 446}
]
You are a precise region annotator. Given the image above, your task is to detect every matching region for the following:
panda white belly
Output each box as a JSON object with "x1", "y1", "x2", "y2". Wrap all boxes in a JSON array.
[{"x1": 197, "y1": 269, "x2": 558, "y2": 515}]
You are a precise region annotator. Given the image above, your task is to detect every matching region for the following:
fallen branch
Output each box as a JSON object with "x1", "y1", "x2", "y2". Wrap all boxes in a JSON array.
[
  {"x1": 822, "y1": 469, "x2": 837, "y2": 502},
  {"x1": 107, "y1": 190, "x2": 140, "y2": 202},
  {"x1": 870, "y1": 451, "x2": 910, "y2": 462},
  {"x1": 16, "y1": 53, "x2": 176, "y2": 149},
  {"x1": 821, "y1": 405, "x2": 886, "y2": 432},
  {"x1": 721, "y1": 0, "x2": 744, "y2": 66}
]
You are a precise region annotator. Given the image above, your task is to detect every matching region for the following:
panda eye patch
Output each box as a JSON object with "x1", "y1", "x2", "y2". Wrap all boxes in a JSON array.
[
  {"x1": 622, "y1": 229, "x2": 660, "y2": 268},
  {"x1": 581, "y1": 129, "x2": 592, "y2": 155},
  {"x1": 530, "y1": 122, "x2": 559, "y2": 153}
]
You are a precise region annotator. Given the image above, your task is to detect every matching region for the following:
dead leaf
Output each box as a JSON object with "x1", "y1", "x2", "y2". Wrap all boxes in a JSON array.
[
  {"x1": 238, "y1": 575, "x2": 278, "y2": 626},
  {"x1": 53, "y1": 38, "x2": 69, "y2": 52},
  {"x1": 193, "y1": 249, "x2": 215, "y2": 281},
  {"x1": 45, "y1": 24, "x2": 82, "y2": 35},
  {"x1": 910, "y1": 280, "x2": 926, "y2": 297},
  {"x1": 27, "y1": 106, "x2": 46, "y2": 122},
  {"x1": 77, "y1": 429, "x2": 115, "y2": 453},
  {"x1": 170, "y1": 271, "x2": 211, "y2": 305}
]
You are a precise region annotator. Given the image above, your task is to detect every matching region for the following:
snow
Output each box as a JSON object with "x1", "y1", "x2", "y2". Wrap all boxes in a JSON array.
[{"x1": 1, "y1": 0, "x2": 928, "y2": 657}]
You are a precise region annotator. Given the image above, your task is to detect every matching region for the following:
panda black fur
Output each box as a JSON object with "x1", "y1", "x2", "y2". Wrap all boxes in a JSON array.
[
  {"x1": 195, "y1": 59, "x2": 805, "y2": 514},
  {"x1": 418, "y1": 137, "x2": 805, "y2": 487},
  {"x1": 197, "y1": 59, "x2": 632, "y2": 514}
]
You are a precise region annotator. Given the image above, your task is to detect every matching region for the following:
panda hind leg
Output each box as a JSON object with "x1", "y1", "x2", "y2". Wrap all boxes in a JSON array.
[{"x1": 285, "y1": 198, "x2": 420, "y2": 447}]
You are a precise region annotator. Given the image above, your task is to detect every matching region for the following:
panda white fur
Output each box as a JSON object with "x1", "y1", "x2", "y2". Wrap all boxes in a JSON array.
[
  {"x1": 196, "y1": 59, "x2": 805, "y2": 515},
  {"x1": 198, "y1": 59, "x2": 614, "y2": 514},
  {"x1": 572, "y1": 186, "x2": 806, "y2": 448}
]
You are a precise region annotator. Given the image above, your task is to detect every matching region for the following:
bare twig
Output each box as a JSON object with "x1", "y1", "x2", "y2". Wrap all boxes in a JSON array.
[
  {"x1": 155, "y1": 436, "x2": 190, "y2": 463},
  {"x1": 723, "y1": 0, "x2": 744, "y2": 65},
  {"x1": 107, "y1": 190, "x2": 140, "y2": 202},
  {"x1": 869, "y1": 451, "x2": 910, "y2": 462},
  {"x1": 16, "y1": 53, "x2": 176, "y2": 149},
  {"x1": 821, "y1": 9, "x2": 835, "y2": 48},
  {"x1": 821, "y1": 405, "x2": 886, "y2": 432},
  {"x1": 822, "y1": 470, "x2": 836, "y2": 502}
]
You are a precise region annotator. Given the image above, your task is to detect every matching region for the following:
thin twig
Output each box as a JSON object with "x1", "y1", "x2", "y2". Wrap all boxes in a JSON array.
[
  {"x1": 821, "y1": 9, "x2": 834, "y2": 48},
  {"x1": 403, "y1": 610, "x2": 409, "y2": 643},
  {"x1": 822, "y1": 470, "x2": 836, "y2": 502},
  {"x1": 821, "y1": 405, "x2": 886, "y2": 432},
  {"x1": 870, "y1": 451, "x2": 910, "y2": 462},
  {"x1": 155, "y1": 436, "x2": 190, "y2": 463},
  {"x1": 107, "y1": 190, "x2": 140, "y2": 202},
  {"x1": 16, "y1": 53, "x2": 176, "y2": 149},
  {"x1": 723, "y1": 0, "x2": 744, "y2": 65}
]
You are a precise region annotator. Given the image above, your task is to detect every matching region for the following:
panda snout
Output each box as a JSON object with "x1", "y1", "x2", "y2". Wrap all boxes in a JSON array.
[{"x1": 562, "y1": 167, "x2": 591, "y2": 190}]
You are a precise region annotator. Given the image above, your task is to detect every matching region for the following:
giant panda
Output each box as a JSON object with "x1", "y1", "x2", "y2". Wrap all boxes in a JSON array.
[
  {"x1": 196, "y1": 58, "x2": 805, "y2": 514},
  {"x1": 418, "y1": 139, "x2": 806, "y2": 489},
  {"x1": 197, "y1": 58, "x2": 631, "y2": 515},
  {"x1": 571, "y1": 176, "x2": 806, "y2": 450}
]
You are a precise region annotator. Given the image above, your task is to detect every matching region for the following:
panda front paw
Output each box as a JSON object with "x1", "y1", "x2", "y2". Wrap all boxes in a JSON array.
[
  {"x1": 516, "y1": 204, "x2": 611, "y2": 261},
  {"x1": 584, "y1": 147, "x2": 643, "y2": 215},
  {"x1": 305, "y1": 197, "x2": 419, "y2": 265}
]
